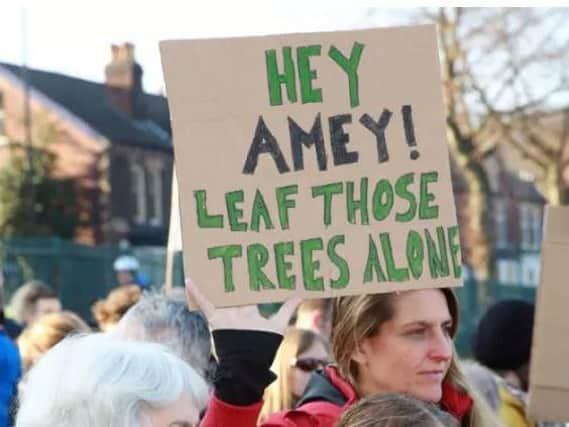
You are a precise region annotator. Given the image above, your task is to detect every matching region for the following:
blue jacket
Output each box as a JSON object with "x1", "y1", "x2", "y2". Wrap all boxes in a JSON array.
[{"x1": 0, "y1": 329, "x2": 20, "y2": 427}]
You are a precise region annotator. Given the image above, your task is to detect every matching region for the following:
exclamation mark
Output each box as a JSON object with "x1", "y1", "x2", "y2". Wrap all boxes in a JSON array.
[{"x1": 402, "y1": 105, "x2": 420, "y2": 160}]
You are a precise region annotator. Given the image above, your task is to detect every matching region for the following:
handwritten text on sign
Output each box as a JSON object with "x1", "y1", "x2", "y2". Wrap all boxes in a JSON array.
[{"x1": 160, "y1": 25, "x2": 462, "y2": 307}]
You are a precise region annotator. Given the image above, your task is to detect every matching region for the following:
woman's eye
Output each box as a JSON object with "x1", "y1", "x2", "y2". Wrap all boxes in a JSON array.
[{"x1": 407, "y1": 329, "x2": 425, "y2": 336}]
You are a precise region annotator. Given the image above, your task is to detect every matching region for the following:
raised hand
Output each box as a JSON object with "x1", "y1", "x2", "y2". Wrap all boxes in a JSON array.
[{"x1": 185, "y1": 278, "x2": 300, "y2": 335}]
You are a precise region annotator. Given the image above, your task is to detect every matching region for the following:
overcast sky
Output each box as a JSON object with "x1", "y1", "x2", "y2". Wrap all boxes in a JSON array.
[{"x1": 0, "y1": 2, "x2": 410, "y2": 94}]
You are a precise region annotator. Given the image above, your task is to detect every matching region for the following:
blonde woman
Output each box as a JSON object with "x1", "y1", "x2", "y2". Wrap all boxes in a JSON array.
[
  {"x1": 17, "y1": 311, "x2": 90, "y2": 372},
  {"x1": 187, "y1": 280, "x2": 502, "y2": 427},
  {"x1": 261, "y1": 328, "x2": 330, "y2": 420}
]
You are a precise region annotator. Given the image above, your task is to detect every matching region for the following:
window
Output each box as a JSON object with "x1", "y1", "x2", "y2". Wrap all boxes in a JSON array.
[
  {"x1": 520, "y1": 203, "x2": 531, "y2": 250},
  {"x1": 531, "y1": 205, "x2": 543, "y2": 249},
  {"x1": 494, "y1": 199, "x2": 508, "y2": 249},
  {"x1": 146, "y1": 159, "x2": 164, "y2": 227},
  {"x1": 497, "y1": 259, "x2": 519, "y2": 285},
  {"x1": 520, "y1": 203, "x2": 542, "y2": 250},
  {"x1": 521, "y1": 254, "x2": 541, "y2": 287},
  {"x1": 131, "y1": 163, "x2": 147, "y2": 224}
]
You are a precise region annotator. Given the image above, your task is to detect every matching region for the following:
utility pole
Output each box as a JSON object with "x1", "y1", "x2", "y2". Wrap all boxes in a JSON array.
[{"x1": 21, "y1": 6, "x2": 36, "y2": 227}]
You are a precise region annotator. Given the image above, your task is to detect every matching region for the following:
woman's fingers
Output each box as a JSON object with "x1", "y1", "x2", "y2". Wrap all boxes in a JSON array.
[
  {"x1": 185, "y1": 278, "x2": 215, "y2": 320},
  {"x1": 186, "y1": 278, "x2": 304, "y2": 335}
]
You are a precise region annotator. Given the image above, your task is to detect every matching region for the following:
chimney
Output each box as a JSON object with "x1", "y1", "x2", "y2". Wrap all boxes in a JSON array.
[{"x1": 105, "y1": 43, "x2": 146, "y2": 118}]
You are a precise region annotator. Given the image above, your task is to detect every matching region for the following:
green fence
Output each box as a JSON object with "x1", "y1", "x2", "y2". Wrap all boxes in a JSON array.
[
  {"x1": 0, "y1": 238, "x2": 184, "y2": 323},
  {"x1": 1, "y1": 237, "x2": 536, "y2": 354}
]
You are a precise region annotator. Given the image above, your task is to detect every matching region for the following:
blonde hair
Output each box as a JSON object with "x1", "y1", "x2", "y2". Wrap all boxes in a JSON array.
[
  {"x1": 91, "y1": 285, "x2": 141, "y2": 331},
  {"x1": 260, "y1": 327, "x2": 328, "y2": 420},
  {"x1": 18, "y1": 311, "x2": 90, "y2": 372},
  {"x1": 331, "y1": 289, "x2": 502, "y2": 427},
  {"x1": 337, "y1": 393, "x2": 459, "y2": 427}
]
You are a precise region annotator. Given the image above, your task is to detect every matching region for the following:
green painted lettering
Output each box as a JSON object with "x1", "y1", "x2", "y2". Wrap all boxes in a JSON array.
[
  {"x1": 346, "y1": 178, "x2": 369, "y2": 225},
  {"x1": 195, "y1": 190, "x2": 223, "y2": 228},
  {"x1": 265, "y1": 47, "x2": 297, "y2": 106},
  {"x1": 301, "y1": 238, "x2": 324, "y2": 291},
  {"x1": 327, "y1": 235, "x2": 349, "y2": 289},
  {"x1": 276, "y1": 185, "x2": 298, "y2": 230},
  {"x1": 328, "y1": 42, "x2": 365, "y2": 108},
  {"x1": 297, "y1": 45, "x2": 323, "y2": 104},
  {"x1": 247, "y1": 243, "x2": 276, "y2": 291},
  {"x1": 274, "y1": 241, "x2": 296, "y2": 289},
  {"x1": 419, "y1": 172, "x2": 439, "y2": 219},
  {"x1": 250, "y1": 189, "x2": 274, "y2": 232},
  {"x1": 312, "y1": 182, "x2": 344, "y2": 226},
  {"x1": 207, "y1": 244, "x2": 243, "y2": 292}
]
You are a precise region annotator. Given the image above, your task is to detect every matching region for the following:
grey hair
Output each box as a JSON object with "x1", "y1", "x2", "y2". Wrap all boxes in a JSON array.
[
  {"x1": 15, "y1": 333, "x2": 208, "y2": 427},
  {"x1": 461, "y1": 360, "x2": 501, "y2": 412},
  {"x1": 112, "y1": 293, "x2": 213, "y2": 380}
]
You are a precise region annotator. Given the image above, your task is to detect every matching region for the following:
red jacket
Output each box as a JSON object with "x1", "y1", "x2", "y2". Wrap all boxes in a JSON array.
[{"x1": 200, "y1": 367, "x2": 473, "y2": 427}]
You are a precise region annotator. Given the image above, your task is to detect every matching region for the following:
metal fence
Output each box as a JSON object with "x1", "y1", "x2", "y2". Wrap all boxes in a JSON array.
[
  {"x1": 0, "y1": 237, "x2": 536, "y2": 355},
  {"x1": 0, "y1": 237, "x2": 184, "y2": 322}
]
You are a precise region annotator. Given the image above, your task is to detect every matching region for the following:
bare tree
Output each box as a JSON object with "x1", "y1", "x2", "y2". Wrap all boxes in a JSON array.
[
  {"x1": 357, "y1": 8, "x2": 569, "y2": 278},
  {"x1": 437, "y1": 8, "x2": 569, "y2": 279},
  {"x1": 368, "y1": 8, "x2": 569, "y2": 279}
]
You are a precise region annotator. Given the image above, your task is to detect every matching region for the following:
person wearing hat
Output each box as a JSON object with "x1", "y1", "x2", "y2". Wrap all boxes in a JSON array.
[
  {"x1": 472, "y1": 299, "x2": 549, "y2": 427},
  {"x1": 113, "y1": 255, "x2": 150, "y2": 290}
]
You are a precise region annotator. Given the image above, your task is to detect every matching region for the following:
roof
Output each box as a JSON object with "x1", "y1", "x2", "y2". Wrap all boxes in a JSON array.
[{"x1": 0, "y1": 62, "x2": 171, "y2": 150}]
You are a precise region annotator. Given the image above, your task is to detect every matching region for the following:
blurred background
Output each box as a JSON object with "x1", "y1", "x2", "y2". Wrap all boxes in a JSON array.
[{"x1": 0, "y1": 4, "x2": 568, "y2": 355}]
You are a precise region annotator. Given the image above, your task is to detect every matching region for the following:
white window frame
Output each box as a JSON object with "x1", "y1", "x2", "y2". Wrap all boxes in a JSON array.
[
  {"x1": 531, "y1": 205, "x2": 542, "y2": 250},
  {"x1": 520, "y1": 203, "x2": 531, "y2": 250},
  {"x1": 131, "y1": 163, "x2": 147, "y2": 224},
  {"x1": 146, "y1": 159, "x2": 164, "y2": 227},
  {"x1": 494, "y1": 199, "x2": 508, "y2": 249}
]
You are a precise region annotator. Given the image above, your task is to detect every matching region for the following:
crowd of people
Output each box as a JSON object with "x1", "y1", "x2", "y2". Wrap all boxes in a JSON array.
[{"x1": 0, "y1": 255, "x2": 561, "y2": 426}]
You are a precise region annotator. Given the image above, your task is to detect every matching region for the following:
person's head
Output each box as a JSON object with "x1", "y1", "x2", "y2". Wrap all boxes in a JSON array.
[
  {"x1": 15, "y1": 334, "x2": 208, "y2": 427},
  {"x1": 112, "y1": 293, "x2": 213, "y2": 380},
  {"x1": 8, "y1": 281, "x2": 61, "y2": 326},
  {"x1": 333, "y1": 288, "x2": 457, "y2": 402},
  {"x1": 294, "y1": 298, "x2": 334, "y2": 340},
  {"x1": 331, "y1": 289, "x2": 500, "y2": 427},
  {"x1": 113, "y1": 255, "x2": 140, "y2": 286},
  {"x1": 17, "y1": 311, "x2": 90, "y2": 372},
  {"x1": 336, "y1": 393, "x2": 459, "y2": 427},
  {"x1": 473, "y1": 299, "x2": 534, "y2": 391},
  {"x1": 261, "y1": 327, "x2": 330, "y2": 419},
  {"x1": 92, "y1": 285, "x2": 141, "y2": 332}
]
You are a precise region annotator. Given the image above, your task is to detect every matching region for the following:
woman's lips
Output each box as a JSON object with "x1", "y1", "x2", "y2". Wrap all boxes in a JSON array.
[{"x1": 419, "y1": 370, "x2": 445, "y2": 381}]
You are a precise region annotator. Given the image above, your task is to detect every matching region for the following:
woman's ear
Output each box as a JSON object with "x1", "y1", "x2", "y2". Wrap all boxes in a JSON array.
[{"x1": 351, "y1": 339, "x2": 370, "y2": 366}]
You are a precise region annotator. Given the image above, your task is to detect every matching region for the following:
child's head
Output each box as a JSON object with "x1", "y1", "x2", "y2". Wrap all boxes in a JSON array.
[{"x1": 336, "y1": 393, "x2": 459, "y2": 427}]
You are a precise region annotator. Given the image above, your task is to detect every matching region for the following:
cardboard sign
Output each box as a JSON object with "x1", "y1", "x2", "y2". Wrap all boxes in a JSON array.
[
  {"x1": 160, "y1": 25, "x2": 462, "y2": 307},
  {"x1": 165, "y1": 167, "x2": 182, "y2": 291},
  {"x1": 528, "y1": 206, "x2": 569, "y2": 422}
]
